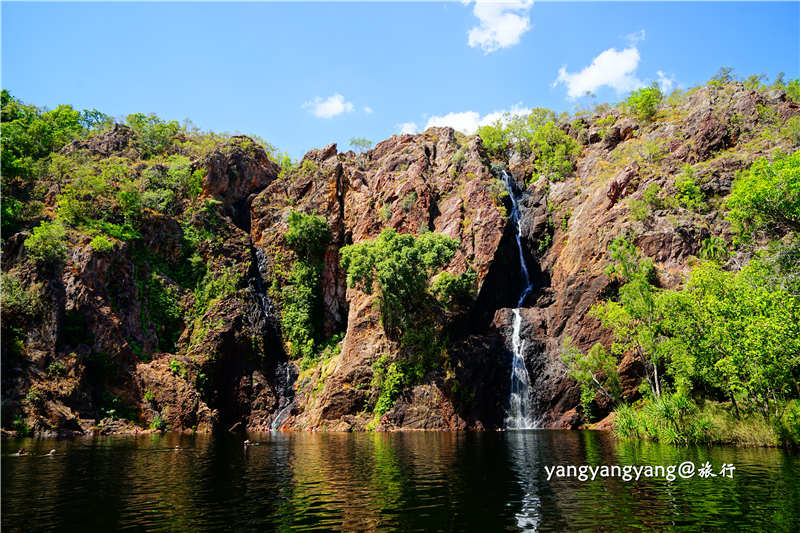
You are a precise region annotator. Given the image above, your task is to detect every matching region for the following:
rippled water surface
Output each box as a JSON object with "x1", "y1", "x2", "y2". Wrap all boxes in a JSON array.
[{"x1": 3, "y1": 431, "x2": 799, "y2": 531}]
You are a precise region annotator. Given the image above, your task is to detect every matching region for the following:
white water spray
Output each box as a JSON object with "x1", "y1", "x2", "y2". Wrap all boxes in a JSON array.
[{"x1": 501, "y1": 171, "x2": 538, "y2": 430}]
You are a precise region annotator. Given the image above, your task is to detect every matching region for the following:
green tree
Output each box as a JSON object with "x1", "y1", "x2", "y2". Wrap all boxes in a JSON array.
[
  {"x1": 280, "y1": 211, "x2": 331, "y2": 366},
  {"x1": 659, "y1": 261, "x2": 800, "y2": 421},
  {"x1": 125, "y1": 112, "x2": 181, "y2": 158},
  {"x1": 726, "y1": 151, "x2": 800, "y2": 239},
  {"x1": 349, "y1": 137, "x2": 373, "y2": 153},
  {"x1": 624, "y1": 84, "x2": 663, "y2": 122},
  {"x1": 1, "y1": 91, "x2": 85, "y2": 183},
  {"x1": 560, "y1": 338, "x2": 621, "y2": 420},
  {"x1": 591, "y1": 237, "x2": 665, "y2": 398},
  {"x1": 24, "y1": 220, "x2": 68, "y2": 268},
  {"x1": 285, "y1": 211, "x2": 331, "y2": 258},
  {"x1": 529, "y1": 121, "x2": 581, "y2": 182},
  {"x1": 340, "y1": 228, "x2": 459, "y2": 333}
]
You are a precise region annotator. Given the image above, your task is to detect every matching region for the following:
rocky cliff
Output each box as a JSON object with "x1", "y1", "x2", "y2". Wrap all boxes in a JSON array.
[{"x1": 2, "y1": 82, "x2": 797, "y2": 436}]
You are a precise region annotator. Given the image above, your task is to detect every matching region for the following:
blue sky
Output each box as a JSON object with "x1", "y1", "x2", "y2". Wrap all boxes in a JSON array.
[{"x1": 3, "y1": 2, "x2": 798, "y2": 159}]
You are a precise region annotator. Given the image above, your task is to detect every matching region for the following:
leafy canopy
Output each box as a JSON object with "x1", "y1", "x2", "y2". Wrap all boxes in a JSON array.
[
  {"x1": 285, "y1": 211, "x2": 331, "y2": 259},
  {"x1": 340, "y1": 228, "x2": 459, "y2": 332},
  {"x1": 24, "y1": 220, "x2": 68, "y2": 268},
  {"x1": 726, "y1": 151, "x2": 800, "y2": 240},
  {"x1": 624, "y1": 83, "x2": 663, "y2": 122}
]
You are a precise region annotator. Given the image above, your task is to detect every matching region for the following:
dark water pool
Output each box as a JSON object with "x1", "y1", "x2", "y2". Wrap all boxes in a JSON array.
[{"x1": 3, "y1": 430, "x2": 799, "y2": 531}]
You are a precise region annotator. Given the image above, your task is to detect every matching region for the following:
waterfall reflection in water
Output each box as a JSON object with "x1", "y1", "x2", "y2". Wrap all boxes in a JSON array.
[{"x1": 3, "y1": 431, "x2": 799, "y2": 532}]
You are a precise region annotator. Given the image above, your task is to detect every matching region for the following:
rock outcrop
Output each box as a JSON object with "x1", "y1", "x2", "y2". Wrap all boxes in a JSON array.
[{"x1": 3, "y1": 82, "x2": 797, "y2": 436}]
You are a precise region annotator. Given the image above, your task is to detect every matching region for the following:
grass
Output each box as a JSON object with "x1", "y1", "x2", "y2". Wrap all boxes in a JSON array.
[{"x1": 612, "y1": 397, "x2": 793, "y2": 447}]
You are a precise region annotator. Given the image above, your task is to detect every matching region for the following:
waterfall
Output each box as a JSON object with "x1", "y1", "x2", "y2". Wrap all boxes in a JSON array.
[{"x1": 501, "y1": 170, "x2": 538, "y2": 430}]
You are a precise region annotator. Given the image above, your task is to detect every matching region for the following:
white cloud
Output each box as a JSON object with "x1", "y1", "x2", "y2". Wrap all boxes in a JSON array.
[
  {"x1": 302, "y1": 93, "x2": 354, "y2": 118},
  {"x1": 626, "y1": 29, "x2": 646, "y2": 45},
  {"x1": 466, "y1": 0, "x2": 534, "y2": 54},
  {"x1": 423, "y1": 104, "x2": 529, "y2": 135},
  {"x1": 656, "y1": 70, "x2": 677, "y2": 93},
  {"x1": 554, "y1": 46, "x2": 643, "y2": 99},
  {"x1": 363, "y1": 106, "x2": 374, "y2": 114},
  {"x1": 398, "y1": 122, "x2": 419, "y2": 135}
]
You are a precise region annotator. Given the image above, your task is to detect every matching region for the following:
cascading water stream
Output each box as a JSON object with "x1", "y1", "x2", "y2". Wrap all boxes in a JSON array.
[{"x1": 501, "y1": 171, "x2": 537, "y2": 430}]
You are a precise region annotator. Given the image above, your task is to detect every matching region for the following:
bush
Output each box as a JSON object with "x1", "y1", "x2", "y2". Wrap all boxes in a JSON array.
[
  {"x1": 624, "y1": 84, "x2": 663, "y2": 122},
  {"x1": 48, "y1": 361, "x2": 67, "y2": 377},
  {"x1": 775, "y1": 400, "x2": 800, "y2": 446},
  {"x1": 282, "y1": 261, "x2": 321, "y2": 363},
  {"x1": 126, "y1": 113, "x2": 181, "y2": 158},
  {"x1": 613, "y1": 393, "x2": 711, "y2": 445},
  {"x1": 1, "y1": 273, "x2": 43, "y2": 318},
  {"x1": 145, "y1": 274, "x2": 183, "y2": 353},
  {"x1": 477, "y1": 108, "x2": 557, "y2": 157},
  {"x1": 698, "y1": 236, "x2": 728, "y2": 261},
  {"x1": 340, "y1": 229, "x2": 459, "y2": 333},
  {"x1": 24, "y1": 387, "x2": 45, "y2": 408},
  {"x1": 1, "y1": 91, "x2": 86, "y2": 181},
  {"x1": 560, "y1": 340, "x2": 621, "y2": 421},
  {"x1": 726, "y1": 151, "x2": 800, "y2": 239},
  {"x1": 529, "y1": 121, "x2": 581, "y2": 182},
  {"x1": 150, "y1": 415, "x2": 167, "y2": 431},
  {"x1": 89, "y1": 235, "x2": 114, "y2": 253},
  {"x1": 24, "y1": 220, "x2": 67, "y2": 267},
  {"x1": 280, "y1": 211, "x2": 331, "y2": 365},
  {"x1": 372, "y1": 355, "x2": 407, "y2": 416},
  {"x1": 285, "y1": 211, "x2": 330, "y2": 259},
  {"x1": 193, "y1": 266, "x2": 241, "y2": 317},
  {"x1": 626, "y1": 198, "x2": 650, "y2": 222},
  {"x1": 168, "y1": 359, "x2": 188, "y2": 380},
  {"x1": 642, "y1": 183, "x2": 663, "y2": 208},
  {"x1": 781, "y1": 116, "x2": 800, "y2": 144},
  {"x1": 430, "y1": 270, "x2": 477, "y2": 307},
  {"x1": 674, "y1": 165, "x2": 707, "y2": 212},
  {"x1": 349, "y1": 137, "x2": 373, "y2": 153}
]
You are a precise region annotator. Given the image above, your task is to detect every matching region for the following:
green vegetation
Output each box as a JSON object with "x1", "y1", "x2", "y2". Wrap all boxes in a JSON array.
[
  {"x1": 726, "y1": 151, "x2": 800, "y2": 240},
  {"x1": 341, "y1": 229, "x2": 471, "y2": 420},
  {"x1": 1, "y1": 273, "x2": 43, "y2": 318},
  {"x1": 150, "y1": 415, "x2": 167, "y2": 431},
  {"x1": 572, "y1": 234, "x2": 800, "y2": 446},
  {"x1": 430, "y1": 270, "x2": 477, "y2": 308},
  {"x1": 48, "y1": 360, "x2": 67, "y2": 377},
  {"x1": 349, "y1": 137, "x2": 373, "y2": 153},
  {"x1": 623, "y1": 84, "x2": 663, "y2": 122},
  {"x1": 371, "y1": 355, "x2": 406, "y2": 416},
  {"x1": 560, "y1": 339, "x2": 621, "y2": 420},
  {"x1": 24, "y1": 221, "x2": 67, "y2": 268},
  {"x1": 125, "y1": 112, "x2": 181, "y2": 159},
  {"x1": 285, "y1": 210, "x2": 330, "y2": 258},
  {"x1": 673, "y1": 165, "x2": 707, "y2": 212},
  {"x1": 477, "y1": 109, "x2": 580, "y2": 183},
  {"x1": 280, "y1": 211, "x2": 331, "y2": 367},
  {"x1": 698, "y1": 236, "x2": 729, "y2": 262},
  {"x1": 169, "y1": 359, "x2": 188, "y2": 379},
  {"x1": 99, "y1": 391, "x2": 136, "y2": 421},
  {"x1": 529, "y1": 121, "x2": 581, "y2": 182},
  {"x1": 89, "y1": 235, "x2": 114, "y2": 253},
  {"x1": 626, "y1": 198, "x2": 650, "y2": 222},
  {"x1": 340, "y1": 228, "x2": 459, "y2": 333}
]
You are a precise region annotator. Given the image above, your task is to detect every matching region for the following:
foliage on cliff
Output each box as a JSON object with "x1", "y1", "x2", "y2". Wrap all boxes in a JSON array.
[{"x1": 564, "y1": 148, "x2": 800, "y2": 445}]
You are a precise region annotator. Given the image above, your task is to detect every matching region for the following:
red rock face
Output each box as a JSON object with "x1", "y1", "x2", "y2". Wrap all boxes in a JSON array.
[
  {"x1": 4, "y1": 83, "x2": 797, "y2": 436},
  {"x1": 249, "y1": 128, "x2": 510, "y2": 431}
]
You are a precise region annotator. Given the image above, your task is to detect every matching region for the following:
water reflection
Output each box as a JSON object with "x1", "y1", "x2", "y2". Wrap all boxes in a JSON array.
[{"x1": 3, "y1": 431, "x2": 799, "y2": 531}]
